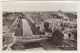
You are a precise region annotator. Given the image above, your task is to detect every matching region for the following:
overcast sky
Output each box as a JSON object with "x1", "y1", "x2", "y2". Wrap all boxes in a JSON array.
[{"x1": 1, "y1": 1, "x2": 77, "y2": 12}]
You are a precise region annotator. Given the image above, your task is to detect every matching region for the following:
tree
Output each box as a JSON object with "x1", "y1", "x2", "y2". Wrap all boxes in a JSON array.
[
  {"x1": 68, "y1": 33, "x2": 71, "y2": 38},
  {"x1": 74, "y1": 31, "x2": 77, "y2": 40},
  {"x1": 48, "y1": 30, "x2": 64, "y2": 45},
  {"x1": 11, "y1": 42, "x2": 25, "y2": 50},
  {"x1": 44, "y1": 21, "x2": 47, "y2": 28},
  {"x1": 44, "y1": 21, "x2": 49, "y2": 32}
]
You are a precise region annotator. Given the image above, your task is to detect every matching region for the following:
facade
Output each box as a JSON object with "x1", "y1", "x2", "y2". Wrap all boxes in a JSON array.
[{"x1": 44, "y1": 19, "x2": 62, "y2": 28}]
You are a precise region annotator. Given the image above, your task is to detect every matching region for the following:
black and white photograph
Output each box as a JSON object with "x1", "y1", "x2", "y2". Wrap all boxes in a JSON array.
[
  {"x1": 1, "y1": 0, "x2": 80, "y2": 1},
  {"x1": 2, "y1": 2, "x2": 77, "y2": 51}
]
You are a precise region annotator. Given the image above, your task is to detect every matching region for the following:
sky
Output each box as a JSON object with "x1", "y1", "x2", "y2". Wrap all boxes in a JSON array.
[{"x1": 1, "y1": 1, "x2": 77, "y2": 12}]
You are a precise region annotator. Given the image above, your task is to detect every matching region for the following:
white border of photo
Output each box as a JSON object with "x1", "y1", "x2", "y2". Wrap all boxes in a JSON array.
[{"x1": 0, "y1": 1, "x2": 79, "y2": 53}]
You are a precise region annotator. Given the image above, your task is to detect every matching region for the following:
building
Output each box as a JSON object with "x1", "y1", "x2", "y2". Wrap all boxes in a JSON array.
[{"x1": 44, "y1": 19, "x2": 62, "y2": 28}]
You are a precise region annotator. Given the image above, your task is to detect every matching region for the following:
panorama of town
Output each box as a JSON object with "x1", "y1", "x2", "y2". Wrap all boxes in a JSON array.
[{"x1": 3, "y1": 10, "x2": 77, "y2": 50}]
